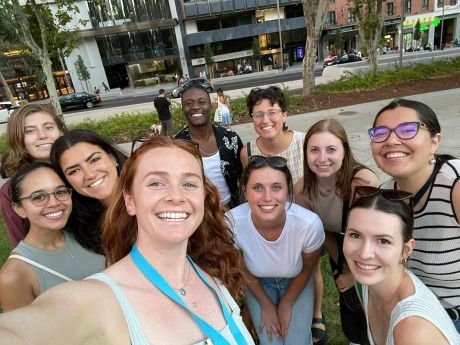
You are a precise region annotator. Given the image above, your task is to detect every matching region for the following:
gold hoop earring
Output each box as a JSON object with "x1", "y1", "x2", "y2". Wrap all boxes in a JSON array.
[{"x1": 400, "y1": 256, "x2": 408, "y2": 265}]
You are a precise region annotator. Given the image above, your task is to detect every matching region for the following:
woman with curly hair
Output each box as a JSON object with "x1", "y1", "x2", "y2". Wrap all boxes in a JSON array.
[
  {"x1": 0, "y1": 104, "x2": 66, "y2": 246},
  {"x1": 0, "y1": 136, "x2": 254, "y2": 345}
]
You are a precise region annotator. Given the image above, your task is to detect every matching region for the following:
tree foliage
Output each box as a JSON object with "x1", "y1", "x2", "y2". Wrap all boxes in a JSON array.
[
  {"x1": 203, "y1": 43, "x2": 214, "y2": 78},
  {"x1": 348, "y1": 0, "x2": 384, "y2": 74},
  {"x1": 333, "y1": 29, "x2": 344, "y2": 54},
  {"x1": 414, "y1": 19, "x2": 422, "y2": 44},
  {"x1": 252, "y1": 39, "x2": 262, "y2": 72},
  {"x1": 301, "y1": 0, "x2": 330, "y2": 96}
]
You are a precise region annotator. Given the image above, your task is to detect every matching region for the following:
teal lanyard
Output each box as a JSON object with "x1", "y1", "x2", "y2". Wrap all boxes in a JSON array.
[{"x1": 130, "y1": 244, "x2": 247, "y2": 345}]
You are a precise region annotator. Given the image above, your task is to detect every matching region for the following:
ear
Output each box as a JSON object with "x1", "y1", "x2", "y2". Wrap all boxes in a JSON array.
[
  {"x1": 12, "y1": 203, "x2": 27, "y2": 219},
  {"x1": 402, "y1": 239, "x2": 415, "y2": 260},
  {"x1": 123, "y1": 190, "x2": 136, "y2": 216},
  {"x1": 282, "y1": 111, "x2": 288, "y2": 122},
  {"x1": 430, "y1": 133, "x2": 441, "y2": 154}
]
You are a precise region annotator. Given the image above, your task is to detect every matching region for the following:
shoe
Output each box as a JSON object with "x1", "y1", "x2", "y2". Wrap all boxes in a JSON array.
[{"x1": 312, "y1": 316, "x2": 327, "y2": 345}]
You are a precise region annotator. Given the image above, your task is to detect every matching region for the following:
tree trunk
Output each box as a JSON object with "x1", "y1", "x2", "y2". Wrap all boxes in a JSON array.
[
  {"x1": 0, "y1": 70, "x2": 15, "y2": 103},
  {"x1": 367, "y1": 46, "x2": 378, "y2": 74},
  {"x1": 302, "y1": 34, "x2": 317, "y2": 96},
  {"x1": 39, "y1": 53, "x2": 64, "y2": 117}
]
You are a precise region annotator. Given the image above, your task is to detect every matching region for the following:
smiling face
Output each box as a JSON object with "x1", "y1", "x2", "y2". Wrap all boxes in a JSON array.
[
  {"x1": 343, "y1": 207, "x2": 413, "y2": 286},
  {"x1": 23, "y1": 112, "x2": 63, "y2": 161},
  {"x1": 124, "y1": 147, "x2": 205, "y2": 247},
  {"x1": 306, "y1": 131, "x2": 345, "y2": 178},
  {"x1": 181, "y1": 88, "x2": 212, "y2": 128},
  {"x1": 13, "y1": 168, "x2": 72, "y2": 234},
  {"x1": 59, "y1": 142, "x2": 118, "y2": 204},
  {"x1": 245, "y1": 166, "x2": 288, "y2": 228},
  {"x1": 371, "y1": 106, "x2": 440, "y2": 180},
  {"x1": 251, "y1": 99, "x2": 287, "y2": 139}
]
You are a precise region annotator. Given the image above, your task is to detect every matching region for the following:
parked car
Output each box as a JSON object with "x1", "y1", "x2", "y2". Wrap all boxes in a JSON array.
[
  {"x1": 59, "y1": 92, "x2": 101, "y2": 110},
  {"x1": 171, "y1": 78, "x2": 215, "y2": 98},
  {"x1": 0, "y1": 101, "x2": 20, "y2": 123},
  {"x1": 323, "y1": 54, "x2": 362, "y2": 68}
]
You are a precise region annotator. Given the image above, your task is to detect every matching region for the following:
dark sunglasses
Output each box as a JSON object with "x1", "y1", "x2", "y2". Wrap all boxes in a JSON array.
[
  {"x1": 248, "y1": 155, "x2": 288, "y2": 169},
  {"x1": 353, "y1": 186, "x2": 413, "y2": 208},
  {"x1": 368, "y1": 121, "x2": 431, "y2": 143}
]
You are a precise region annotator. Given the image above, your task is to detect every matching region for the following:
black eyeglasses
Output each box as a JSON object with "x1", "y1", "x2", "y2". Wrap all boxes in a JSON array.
[
  {"x1": 248, "y1": 155, "x2": 288, "y2": 169},
  {"x1": 18, "y1": 187, "x2": 72, "y2": 207},
  {"x1": 353, "y1": 186, "x2": 413, "y2": 208},
  {"x1": 368, "y1": 121, "x2": 431, "y2": 143}
]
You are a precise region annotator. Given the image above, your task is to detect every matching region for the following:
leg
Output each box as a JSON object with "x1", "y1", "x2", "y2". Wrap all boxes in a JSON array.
[
  {"x1": 283, "y1": 276, "x2": 315, "y2": 345},
  {"x1": 312, "y1": 262, "x2": 326, "y2": 345},
  {"x1": 160, "y1": 120, "x2": 167, "y2": 136},
  {"x1": 245, "y1": 278, "x2": 284, "y2": 345},
  {"x1": 165, "y1": 118, "x2": 173, "y2": 138}
]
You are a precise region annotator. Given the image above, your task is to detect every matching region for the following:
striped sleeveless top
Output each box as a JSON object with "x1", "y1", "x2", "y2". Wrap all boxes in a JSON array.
[{"x1": 383, "y1": 159, "x2": 460, "y2": 309}]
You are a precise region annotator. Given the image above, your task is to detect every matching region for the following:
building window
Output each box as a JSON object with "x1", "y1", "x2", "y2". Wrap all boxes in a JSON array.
[
  {"x1": 347, "y1": 11, "x2": 355, "y2": 23},
  {"x1": 437, "y1": 0, "x2": 444, "y2": 6},
  {"x1": 386, "y1": 2, "x2": 394, "y2": 15},
  {"x1": 327, "y1": 11, "x2": 336, "y2": 25},
  {"x1": 422, "y1": 0, "x2": 429, "y2": 9},
  {"x1": 450, "y1": 0, "x2": 456, "y2": 5},
  {"x1": 405, "y1": 0, "x2": 411, "y2": 12}
]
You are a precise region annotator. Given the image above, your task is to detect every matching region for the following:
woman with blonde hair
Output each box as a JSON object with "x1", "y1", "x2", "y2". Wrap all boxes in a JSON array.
[
  {"x1": 0, "y1": 104, "x2": 66, "y2": 246},
  {"x1": 0, "y1": 137, "x2": 254, "y2": 345}
]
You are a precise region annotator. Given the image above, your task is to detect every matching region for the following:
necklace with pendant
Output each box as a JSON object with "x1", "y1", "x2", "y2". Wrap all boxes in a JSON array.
[
  {"x1": 174, "y1": 263, "x2": 191, "y2": 296},
  {"x1": 374, "y1": 271, "x2": 405, "y2": 311}
]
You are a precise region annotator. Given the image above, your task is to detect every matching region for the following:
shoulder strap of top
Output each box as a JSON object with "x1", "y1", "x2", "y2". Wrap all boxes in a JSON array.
[
  {"x1": 246, "y1": 142, "x2": 251, "y2": 158},
  {"x1": 9, "y1": 254, "x2": 73, "y2": 281}
]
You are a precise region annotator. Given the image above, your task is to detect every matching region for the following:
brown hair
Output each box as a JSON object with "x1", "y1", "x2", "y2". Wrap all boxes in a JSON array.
[
  {"x1": 103, "y1": 136, "x2": 245, "y2": 297},
  {"x1": 301, "y1": 119, "x2": 364, "y2": 201},
  {"x1": 1, "y1": 104, "x2": 67, "y2": 177}
]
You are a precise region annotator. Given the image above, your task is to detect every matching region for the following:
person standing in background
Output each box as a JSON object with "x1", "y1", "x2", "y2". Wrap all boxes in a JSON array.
[{"x1": 153, "y1": 89, "x2": 173, "y2": 138}]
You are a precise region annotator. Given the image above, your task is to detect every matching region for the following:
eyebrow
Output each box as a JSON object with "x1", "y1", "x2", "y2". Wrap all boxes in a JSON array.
[
  {"x1": 63, "y1": 151, "x2": 102, "y2": 174},
  {"x1": 28, "y1": 184, "x2": 68, "y2": 194},
  {"x1": 24, "y1": 122, "x2": 56, "y2": 128},
  {"x1": 144, "y1": 171, "x2": 202, "y2": 180}
]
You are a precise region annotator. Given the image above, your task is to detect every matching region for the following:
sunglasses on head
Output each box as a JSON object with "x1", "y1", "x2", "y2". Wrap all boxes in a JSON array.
[
  {"x1": 353, "y1": 186, "x2": 413, "y2": 208},
  {"x1": 368, "y1": 121, "x2": 431, "y2": 143},
  {"x1": 248, "y1": 155, "x2": 288, "y2": 169}
]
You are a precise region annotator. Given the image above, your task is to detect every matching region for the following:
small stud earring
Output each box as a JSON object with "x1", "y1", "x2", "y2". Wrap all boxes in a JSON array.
[
  {"x1": 400, "y1": 256, "x2": 408, "y2": 265},
  {"x1": 115, "y1": 162, "x2": 119, "y2": 167},
  {"x1": 429, "y1": 156, "x2": 436, "y2": 165}
]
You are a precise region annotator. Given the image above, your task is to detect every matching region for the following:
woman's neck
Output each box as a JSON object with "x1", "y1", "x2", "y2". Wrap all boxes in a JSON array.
[
  {"x1": 24, "y1": 228, "x2": 66, "y2": 251},
  {"x1": 251, "y1": 212, "x2": 286, "y2": 241},
  {"x1": 257, "y1": 130, "x2": 292, "y2": 156},
  {"x1": 368, "y1": 268, "x2": 406, "y2": 313},
  {"x1": 395, "y1": 164, "x2": 435, "y2": 197},
  {"x1": 316, "y1": 175, "x2": 337, "y2": 196}
]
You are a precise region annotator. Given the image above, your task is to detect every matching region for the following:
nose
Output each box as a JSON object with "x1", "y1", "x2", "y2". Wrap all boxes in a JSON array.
[
  {"x1": 37, "y1": 127, "x2": 47, "y2": 139},
  {"x1": 82, "y1": 164, "x2": 98, "y2": 180},
  {"x1": 319, "y1": 150, "x2": 327, "y2": 162},
  {"x1": 357, "y1": 240, "x2": 375, "y2": 260},
  {"x1": 262, "y1": 188, "x2": 272, "y2": 202},
  {"x1": 167, "y1": 184, "x2": 185, "y2": 203},
  {"x1": 384, "y1": 129, "x2": 401, "y2": 145},
  {"x1": 46, "y1": 192, "x2": 61, "y2": 207}
]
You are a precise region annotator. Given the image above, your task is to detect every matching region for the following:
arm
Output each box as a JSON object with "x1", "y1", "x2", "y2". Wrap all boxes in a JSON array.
[
  {"x1": 0, "y1": 182, "x2": 26, "y2": 246},
  {"x1": 277, "y1": 250, "x2": 320, "y2": 336},
  {"x1": 240, "y1": 144, "x2": 249, "y2": 169},
  {"x1": 245, "y1": 269, "x2": 282, "y2": 342},
  {"x1": 0, "y1": 261, "x2": 37, "y2": 311},
  {"x1": 293, "y1": 179, "x2": 312, "y2": 209},
  {"x1": 350, "y1": 168, "x2": 380, "y2": 195},
  {"x1": 451, "y1": 180, "x2": 460, "y2": 223},
  {"x1": 393, "y1": 316, "x2": 450, "y2": 345}
]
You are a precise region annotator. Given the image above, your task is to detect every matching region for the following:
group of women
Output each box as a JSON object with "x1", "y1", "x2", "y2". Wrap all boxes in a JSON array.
[{"x1": 0, "y1": 86, "x2": 459, "y2": 345}]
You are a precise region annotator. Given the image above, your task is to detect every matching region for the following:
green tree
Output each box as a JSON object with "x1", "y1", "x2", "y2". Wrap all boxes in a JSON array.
[
  {"x1": 334, "y1": 29, "x2": 344, "y2": 54},
  {"x1": 349, "y1": 0, "x2": 384, "y2": 74},
  {"x1": 75, "y1": 55, "x2": 91, "y2": 93},
  {"x1": 413, "y1": 19, "x2": 422, "y2": 48},
  {"x1": 301, "y1": 0, "x2": 330, "y2": 96},
  {"x1": 0, "y1": 0, "x2": 86, "y2": 115},
  {"x1": 203, "y1": 43, "x2": 214, "y2": 79},
  {"x1": 252, "y1": 38, "x2": 262, "y2": 72}
]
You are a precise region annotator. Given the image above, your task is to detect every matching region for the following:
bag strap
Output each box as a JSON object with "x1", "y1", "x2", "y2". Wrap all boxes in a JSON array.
[
  {"x1": 355, "y1": 283, "x2": 365, "y2": 306},
  {"x1": 9, "y1": 254, "x2": 73, "y2": 282},
  {"x1": 246, "y1": 142, "x2": 251, "y2": 158}
]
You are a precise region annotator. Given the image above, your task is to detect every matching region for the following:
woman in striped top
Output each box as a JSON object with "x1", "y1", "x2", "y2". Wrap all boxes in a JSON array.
[{"x1": 369, "y1": 98, "x2": 460, "y2": 332}]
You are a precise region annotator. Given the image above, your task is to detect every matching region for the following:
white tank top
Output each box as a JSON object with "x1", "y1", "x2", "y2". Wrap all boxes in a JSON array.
[{"x1": 203, "y1": 151, "x2": 231, "y2": 203}]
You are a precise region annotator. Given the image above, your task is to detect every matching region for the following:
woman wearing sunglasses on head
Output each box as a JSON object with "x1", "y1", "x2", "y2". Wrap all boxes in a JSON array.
[
  {"x1": 294, "y1": 118, "x2": 380, "y2": 345},
  {"x1": 344, "y1": 186, "x2": 460, "y2": 345},
  {"x1": 369, "y1": 98, "x2": 460, "y2": 332},
  {"x1": 0, "y1": 162, "x2": 105, "y2": 311},
  {"x1": 227, "y1": 155, "x2": 324, "y2": 345}
]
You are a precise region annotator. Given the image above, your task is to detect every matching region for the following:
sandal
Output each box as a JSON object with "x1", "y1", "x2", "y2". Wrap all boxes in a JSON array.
[{"x1": 311, "y1": 316, "x2": 327, "y2": 345}]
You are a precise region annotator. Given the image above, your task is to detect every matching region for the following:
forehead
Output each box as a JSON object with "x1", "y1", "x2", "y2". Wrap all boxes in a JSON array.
[
  {"x1": 182, "y1": 89, "x2": 209, "y2": 103},
  {"x1": 24, "y1": 111, "x2": 56, "y2": 126},
  {"x1": 134, "y1": 146, "x2": 203, "y2": 180},
  {"x1": 308, "y1": 131, "x2": 343, "y2": 146},
  {"x1": 247, "y1": 166, "x2": 287, "y2": 183},
  {"x1": 348, "y1": 207, "x2": 404, "y2": 237},
  {"x1": 375, "y1": 107, "x2": 420, "y2": 126},
  {"x1": 253, "y1": 98, "x2": 277, "y2": 110},
  {"x1": 20, "y1": 168, "x2": 63, "y2": 191}
]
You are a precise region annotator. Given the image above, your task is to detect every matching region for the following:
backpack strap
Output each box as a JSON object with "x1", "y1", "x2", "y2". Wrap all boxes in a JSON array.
[
  {"x1": 9, "y1": 254, "x2": 73, "y2": 282},
  {"x1": 246, "y1": 142, "x2": 251, "y2": 158}
]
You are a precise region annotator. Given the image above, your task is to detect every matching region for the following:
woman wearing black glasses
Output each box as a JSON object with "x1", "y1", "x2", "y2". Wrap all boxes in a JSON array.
[
  {"x1": 343, "y1": 187, "x2": 460, "y2": 345},
  {"x1": 0, "y1": 162, "x2": 105, "y2": 311},
  {"x1": 227, "y1": 155, "x2": 324, "y2": 345},
  {"x1": 370, "y1": 98, "x2": 460, "y2": 332}
]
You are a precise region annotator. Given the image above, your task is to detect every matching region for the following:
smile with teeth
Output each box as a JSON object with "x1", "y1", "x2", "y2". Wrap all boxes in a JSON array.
[
  {"x1": 36, "y1": 143, "x2": 52, "y2": 149},
  {"x1": 385, "y1": 152, "x2": 408, "y2": 159},
  {"x1": 43, "y1": 210, "x2": 64, "y2": 219},
  {"x1": 316, "y1": 164, "x2": 331, "y2": 169},
  {"x1": 191, "y1": 113, "x2": 203, "y2": 117},
  {"x1": 259, "y1": 205, "x2": 276, "y2": 210},
  {"x1": 88, "y1": 177, "x2": 104, "y2": 188},
  {"x1": 157, "y1": 212, "x2": 189, "y2": 222},
  {"x1": 355, "y1": 261, "x2": 380, "y2": 271}
]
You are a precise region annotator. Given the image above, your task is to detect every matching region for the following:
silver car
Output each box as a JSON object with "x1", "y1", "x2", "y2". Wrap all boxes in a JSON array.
[{"x1": 0, "y1": 101, "x2": 19, "y2": 123}]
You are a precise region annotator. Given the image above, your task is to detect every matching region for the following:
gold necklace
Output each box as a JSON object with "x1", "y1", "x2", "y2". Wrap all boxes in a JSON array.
[{"x1": 373, "y1": 271, "x2": 405, "y2": 311}]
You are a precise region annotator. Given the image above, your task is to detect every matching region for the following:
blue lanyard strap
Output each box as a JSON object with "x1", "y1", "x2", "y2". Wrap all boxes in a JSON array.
[{"x1": 130, "y1": 245, "x2": 247, "y2": 345}]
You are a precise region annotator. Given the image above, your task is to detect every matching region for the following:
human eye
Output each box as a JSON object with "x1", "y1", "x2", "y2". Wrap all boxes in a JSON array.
[
  {"x1": 327, "y1": 147, "x2": 336, "y2": 153},
  {"x1": 371, "y1": 126, "x2": 388, "y2": 139},
  {"x1": 183, "y1": 181, "x2": 199, "y2": 189},
  {"x1": 66, "y1": 168, "x2": 80, "y2": 176},
  {"x1": 45, "y1": 124, "x2": 56, "y2": 131},
  {"x1": 309, "y1": 147, "x2": 319, "y2": 153},
  {"x1": 272, "y1": 184, "x2": 283, "y2": 191},
  {"x1": 148, "y1": 180, "x2": 165, "y2": 188},
  {"x1": 267, "y1": 110, "x2": 279, "y2": 117},
  {"x1": 90, "y1": 156, "x2": 101, "y2": 164},
  {"x1": 378, "y1": 238, "x2": 391, "y2": 246},
  {"x1": 252, "y1": 184, "x2": 264, "y2": 192},
  {"x1": 252, "y1": 112, "x2": 263, "y2": 119},
  {"x1": 24, "y1": 128, "x2": 36, "y2": 135},
  {"x1": 30, "y1": 192, "x2": 46, "y2": 203},
  {"x1": 347, "y1": 231, "x2": 361, "y2": 239},
  {"x1": 55, "y1": 188, "x2": 70, "y2": 196}
]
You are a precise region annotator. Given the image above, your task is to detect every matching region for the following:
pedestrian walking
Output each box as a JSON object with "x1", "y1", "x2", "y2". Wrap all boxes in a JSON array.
[
  {"x1": 101, "y1": 82, "x2": 110, "y2": 92},
  {"x1": 153, "y1": 89, "x2": 173, "y2": 138}
]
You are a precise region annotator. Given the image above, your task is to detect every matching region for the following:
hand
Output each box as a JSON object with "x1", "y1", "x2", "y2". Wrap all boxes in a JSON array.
[
  {"x1": 259, "y1": 303, "x2": 282, "y2": 342},
  {"x1": 335, "y1": 270, "x2": 355, "y2": 292},
  {"x1": 277, "y1": 299, "x2": 293, "y2": 337}
]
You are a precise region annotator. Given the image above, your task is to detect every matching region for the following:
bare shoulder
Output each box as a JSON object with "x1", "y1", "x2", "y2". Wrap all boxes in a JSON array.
[
  {"x1": 353, "y1": 168, "x2": 380, "y2": 187},
  {"x1": 240, "y1": 145, "x2": 249, "y2": 169},
  {"x1": 294, "y1": 179, "x2": 311, "y2": 209},
  {"x1": 0, "y1": 279, "x2": 128, "y2": 345},
  {"x1": 393, "y1": 316, "x2": 450, "y2": 345},
  {"x1": 0, "y1": 259, "x2": 37, "y2": 310}
]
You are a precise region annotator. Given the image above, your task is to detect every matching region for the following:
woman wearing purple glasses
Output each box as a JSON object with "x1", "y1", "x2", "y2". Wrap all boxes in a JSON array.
[
  {"x1": 227, "y1": 155, "x2": 324, "y2": 345},
  {"x1": 369, "y1": 98, "x2": 460, "y2": 332}
]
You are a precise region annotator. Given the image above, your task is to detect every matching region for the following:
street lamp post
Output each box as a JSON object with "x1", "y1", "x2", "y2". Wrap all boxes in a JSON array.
[
  {"x1": 276, "y1": 0, "x2": 284, "y2": 70},
  {"x1": 399, "y1": 0, "x2": 405, "y2": 68},
  {"x1": 440, "y1": 0, "x2": 445, "y2": 49}
]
